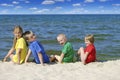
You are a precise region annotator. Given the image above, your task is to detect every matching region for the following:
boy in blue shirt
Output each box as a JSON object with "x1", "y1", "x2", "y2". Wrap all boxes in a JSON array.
[{"x1": 23, "y1": 31, "x2": 50, "y2": 65}]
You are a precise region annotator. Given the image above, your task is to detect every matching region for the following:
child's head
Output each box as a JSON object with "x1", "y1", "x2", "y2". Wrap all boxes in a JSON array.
[
  {"x1": 23, "y1": 31, "x2": 36, "y2": 42},
  {"x1": 13, "y1": 25, "x2": 23, "y2": 39},
  {"x1": 85, "y1": 34, "x2": 94, "y2": 46},
  {"x1": 57, "y1": 34, "x2": 67, "y2": 45}
]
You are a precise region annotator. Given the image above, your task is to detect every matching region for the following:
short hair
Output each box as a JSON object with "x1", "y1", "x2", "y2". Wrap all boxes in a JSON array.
[
  {"x1": 23, "y1": 31, "x2": 33, "y2": 40},
  {"x1": 85, "y1": 34, "x2": 94, "y2": 43},
  {"x1": 57, "y1": 34, "x2": 66, "y2": 39}
]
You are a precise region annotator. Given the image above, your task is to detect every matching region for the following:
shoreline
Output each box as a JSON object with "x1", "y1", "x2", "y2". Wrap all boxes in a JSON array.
[{"x1": 1, "y1": 50, "x2": 120, "y2": 61}]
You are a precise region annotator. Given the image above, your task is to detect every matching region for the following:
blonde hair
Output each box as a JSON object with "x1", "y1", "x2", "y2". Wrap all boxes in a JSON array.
[
  {"x1": 12, "y1": 25, "x2": 23, "y2": 48},
  {"x1": 57, "y1": 34, "x2": 67, "y2": 40},
  {"x1": 85, "y1": 34, "x2": 94, "y2": 43},
  {"x1": 13, "y1": 25, "x2": 23, "y2": 34},
  {"x1": 57, "y1": 33, "x2": 66, "y2": 37}
]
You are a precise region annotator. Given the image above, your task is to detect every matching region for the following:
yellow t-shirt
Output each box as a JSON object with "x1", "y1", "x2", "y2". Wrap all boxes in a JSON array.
[{"x1": 13, "y1": 37, "x2": 27, "y2": 64}]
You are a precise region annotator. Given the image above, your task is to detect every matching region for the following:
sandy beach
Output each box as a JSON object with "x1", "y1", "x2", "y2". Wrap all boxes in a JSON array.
[{"x1": 0, "y1": 60, "x2": 120, "y2": 80}]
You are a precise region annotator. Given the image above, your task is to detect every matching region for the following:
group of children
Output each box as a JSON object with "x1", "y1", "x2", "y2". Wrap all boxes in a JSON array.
[{"x1": 3, "y1": 25, "x2": 96, "y2": 65}]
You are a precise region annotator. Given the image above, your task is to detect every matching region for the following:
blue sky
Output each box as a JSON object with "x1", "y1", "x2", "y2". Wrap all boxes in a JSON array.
[{"x1": 0, "y1": 0, "x2": 120, "y2": 14}]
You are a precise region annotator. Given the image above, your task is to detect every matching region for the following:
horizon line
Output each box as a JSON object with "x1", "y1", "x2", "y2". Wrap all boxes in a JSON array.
[{"x1": 0, "y1": 13, "x2": 120, "y2": 15}]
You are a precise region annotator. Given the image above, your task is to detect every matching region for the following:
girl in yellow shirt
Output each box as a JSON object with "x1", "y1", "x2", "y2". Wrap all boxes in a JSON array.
[{"x1": 3, "y1": 26, "x2": 27, "y2": 64}]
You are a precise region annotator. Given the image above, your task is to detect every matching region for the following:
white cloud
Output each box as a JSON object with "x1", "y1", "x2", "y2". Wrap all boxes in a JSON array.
[
  {"x1": 42, "y1": 0, "x2": 55, "y2": 5},
  {"x1": 66, "y1": 0, "x2": 71, "y2": 1},
  {"x1": 34, "y1": 9, "x2": 50, "y2": 13},
  {"x1": 14, "y1": 6, "x2": 22, "y2": 9},
  {"x1": 19, "y1": 0, "x2": 25, "y2": 1},
  {"x1": 12, "y1": 1, "x2": 19, "y2": 4},
  {"x1": 73, "y1": 3, "x2": 81, "y2": 7},
  {"x1": 1, "y1": 3, "x2": 13, "y2": 7},
  {"x1": 55, "y1": 0, "x2": 64, "y2": 2},
  {"x1": 41, "y1": 0, "x2": 64, "y2": 5},
  {"x1": 0, "y1": 9, "x2": 8, "y2": 14},
  {"x1": 19, "y1": 0, "x2": 30, "y2": 3},
  {"x1": 99, "y1": 0, "x2": 107, "y2": 2},
  {"x1": 114, "y1": 10, "x2": 119, "y2": 13},
  {"x1": 65, "y1": 8, "x2": 89, "y2": 14},
  {"x1": 84, "y1": 0, "x2": 94, "y2": 3},
  {"x1": 98, "y1": 6, "x2": 104, "y2": 8},
  {"x1": 112, "y1": 4, "x2": 120, "y2": 7},
  {"x1": 101, "y1": 10, "x2": 105, "y2": 12},
  {"x1": 25, "y1": 1, "x2": 30, "y2": 3},
  {"x1": 29, "y1": 7, "x2": 38, "y2": 10},
  {"x1": 54, "y1": 6, "x2": 62, "y2": 10}
]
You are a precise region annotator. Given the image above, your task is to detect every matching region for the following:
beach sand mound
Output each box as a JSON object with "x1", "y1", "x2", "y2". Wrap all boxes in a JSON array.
[{"x1": 0, "y1": 60, "x2": 120, "y2": 80}]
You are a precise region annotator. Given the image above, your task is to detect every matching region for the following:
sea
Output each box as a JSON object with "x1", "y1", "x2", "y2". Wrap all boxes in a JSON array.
[{"x1": 0, "y1": 14, "x2": 120, "y2": 61}]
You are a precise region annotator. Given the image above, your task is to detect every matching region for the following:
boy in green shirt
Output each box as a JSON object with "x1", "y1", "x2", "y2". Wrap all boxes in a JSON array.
[{"x1": 55, "y1": 34, "x2": 75, "y2": 63}]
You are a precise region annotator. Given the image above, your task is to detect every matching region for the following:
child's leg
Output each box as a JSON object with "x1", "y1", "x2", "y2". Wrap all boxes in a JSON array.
[
  {"x1": 10, "y1": 54, "x2": 19, "y2": 64},
  {"x1": 79, "y1": 47, "x2": 86, "y2": 64},
  {"x1": 77, "y1": 48, "x2": 81, "y2": 59},
  {"x1": 10, "y1": 54, "x2": 15, "y2": 62},
  {"x1": 3, "y1": 48, "x2": 14, "y2": 62},
  {"x1": 3, "y1": 53, "x2": 13, "y2": 62},
  {"x1": 77, "y1": 48, "x2": 81, "y2": 55}
]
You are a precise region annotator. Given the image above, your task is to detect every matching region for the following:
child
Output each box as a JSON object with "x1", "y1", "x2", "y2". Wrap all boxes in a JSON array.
[
  {"x1": 3, "y1": 26, "x2": 28, "y2": 64},
  {"x1": 78, "y1": 34, "x2": 96, "y2": 65},
  {"x1": 55, "y1": 34, "x2": 75, "y2": 63},
  {"x1": 23, "y1": 31, "x2": 50, "y2": 65}
]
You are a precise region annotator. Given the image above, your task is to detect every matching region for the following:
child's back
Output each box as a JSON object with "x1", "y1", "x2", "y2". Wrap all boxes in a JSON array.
[
  {"x1": 24, "y1": 31, "x2": 49, "y2": 65},
  {"x1": 84, "y1": 43, "x2": 96, "y2": 63},
  {"x1": 13, "y1": 37, "x2": 27, "y2": 63},
  {"x1": 62, "y1": 42, "x2": 75, "y2": 63},
  {"x1": 29, "y1": 40, "x2": 50, "y2": 64}
]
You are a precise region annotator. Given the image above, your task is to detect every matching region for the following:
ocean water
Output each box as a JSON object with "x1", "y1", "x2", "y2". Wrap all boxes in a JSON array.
[{"x1": 0, "y1": 14, "x2": 120, "y2": 61}]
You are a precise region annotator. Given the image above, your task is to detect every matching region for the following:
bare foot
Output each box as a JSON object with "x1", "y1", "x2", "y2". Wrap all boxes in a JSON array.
[{"x1": 50, "y1": 55, "x2": 56, "y2": 62}]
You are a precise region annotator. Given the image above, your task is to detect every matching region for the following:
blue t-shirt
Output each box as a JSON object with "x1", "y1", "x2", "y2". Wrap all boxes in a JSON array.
[{"x1": 29, "y1": 41, "x2": 50, "y2": 64}]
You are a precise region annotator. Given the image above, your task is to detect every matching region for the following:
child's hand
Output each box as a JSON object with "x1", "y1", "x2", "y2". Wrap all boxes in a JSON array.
[
  {"x1": 3, "y1": 57, "x2": 7, "y2": 62},
  {"x1": 54, "y1": 55, "x2": 58, "y2": 58}
]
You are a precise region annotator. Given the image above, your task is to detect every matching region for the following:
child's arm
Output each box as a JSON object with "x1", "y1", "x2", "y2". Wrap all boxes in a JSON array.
[
  {"x1": 59, "y1": 53, "x2": 64, "y2": 63},
  {"x1": 55, "y1": 53, "x2": 64, "y2": 63},
  {"x1": 3, "y1": 47, "x2": 15, "y2": 62},
  {"x1": 25, "y1": 49, "x2": 31, "y2": 63},
  {"x1": 16, "y1": 48, "x2": 22, "y2": 64},
  {"x1": 38, "y1": 52, "x2": 44, "y2": 65}
]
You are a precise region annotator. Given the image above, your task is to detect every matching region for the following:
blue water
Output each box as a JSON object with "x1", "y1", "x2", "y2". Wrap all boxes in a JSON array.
[{"x1": 0, "y1": 14, "x2": 120, "y2": 60}]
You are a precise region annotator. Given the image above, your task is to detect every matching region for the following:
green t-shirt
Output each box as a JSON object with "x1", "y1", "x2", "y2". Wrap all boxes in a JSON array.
[{"x1": 62, "y1": 42, "x2": 75, "y2": 63}]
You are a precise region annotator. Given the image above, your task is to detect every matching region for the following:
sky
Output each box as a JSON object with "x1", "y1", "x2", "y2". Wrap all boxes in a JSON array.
[{"x1": 0, "y1": 0, "x2": 120, "y2": 14}]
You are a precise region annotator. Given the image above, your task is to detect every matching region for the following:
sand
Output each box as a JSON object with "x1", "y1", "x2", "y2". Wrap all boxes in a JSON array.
[{"x1": 0, "y1": 60, "x2": 120, "y2": 80}]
